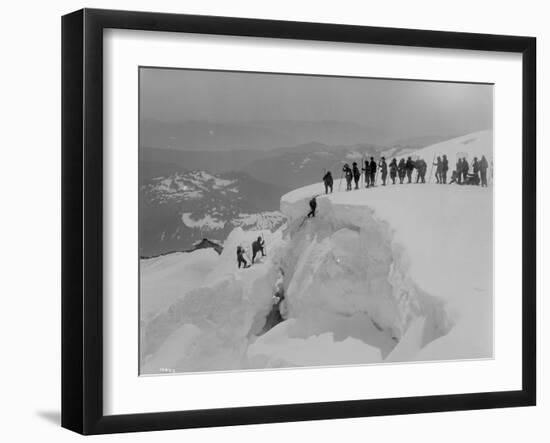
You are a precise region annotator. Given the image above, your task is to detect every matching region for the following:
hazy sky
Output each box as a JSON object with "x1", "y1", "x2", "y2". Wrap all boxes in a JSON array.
[{"x1": 140, "y1": 67, "x2": 493, "y2": 143}]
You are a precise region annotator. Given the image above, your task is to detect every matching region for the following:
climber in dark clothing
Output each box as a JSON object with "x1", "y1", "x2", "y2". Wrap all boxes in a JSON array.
[
  {"x1": 251, "y1": 236, "x2": 266, "y2": 263},
  {"x1": 323, "y1": 171, "x2": 334, "y2": 194},
  {"x1": 416, "y1": 158, "x2": 427, "y2": 183},
  {"x1": 472, "y1": 157, "x2": 480, "y2": 185},
  {"x1": 441, "y1": 155, "x2": 449, "y2": 184},
  {"x1": 462, "y1": 157, "x2": 469, "y2": 183},
  {"x1": 405, "y1": 157, "x2": 415, "y2": 184},
  {"x1": 343, "y1": 164, "x2": 353, "y2": 191},
  {"x1": 398, "y1": 158, "x2": 406, "y2": 184},
  {"x1": 389, "y1": 158, "x2": 398, "y2": 184},
  {"x1": 378, "y1": 157, "x2": 388, "y2": 186},
  {"x1": 362, "y1": 160, "x2": 371, "y2": 188},
  {"x1": 369, "y1": 157, "x2": 377, "y2": 186},
  {"x1": 433, "y1": 156, "x2": 442, "y2": 183},
  {"x1": 449, "y1": 170, "x2": 459, "y2": 184},
  {"x1": 236, "y1": 246, "x2": 249, "y2": 269},
  {"x1": 352, "y1": 162, "x2": 361, "y2": 190},
  {"x1": 307, "y1": 196, "x2": 317, "y2": 218},
  {"x1": 479, "y1": 155, "x2": 489, "y2": 187}
]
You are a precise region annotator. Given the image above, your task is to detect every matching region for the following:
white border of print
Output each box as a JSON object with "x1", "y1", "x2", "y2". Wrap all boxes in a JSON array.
[{"x1": 103, "y1": 29, "x2": 522, "y2": 415}]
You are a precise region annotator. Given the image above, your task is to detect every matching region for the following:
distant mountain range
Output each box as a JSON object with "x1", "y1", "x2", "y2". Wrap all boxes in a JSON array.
[
  {"x1": 140, "y1": 119, "x2": 390, "y2": 152},
  {"x1": 140, "y1": 148, "x2": 266, "y2": 181},
  {"x1": 140, "y1": 170, "x2": 289, "y2": 257}
]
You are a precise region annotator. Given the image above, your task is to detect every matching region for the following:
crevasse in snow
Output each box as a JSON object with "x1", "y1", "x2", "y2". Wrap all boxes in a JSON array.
[
  {"x1": 261, "y1": 187, "x2": 455, "y2": 364},
  {"x1": 141, "y1": 186, "x2": 491, "y2": 373}
]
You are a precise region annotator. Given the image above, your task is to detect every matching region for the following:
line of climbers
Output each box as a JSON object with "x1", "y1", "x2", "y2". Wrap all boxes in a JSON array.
[
  {"x1": 236, "y1": 154, "x2": 490, "y2": 267},
  {"x1": 321, "y1": 154, "x2": 490, "y2": 194}
]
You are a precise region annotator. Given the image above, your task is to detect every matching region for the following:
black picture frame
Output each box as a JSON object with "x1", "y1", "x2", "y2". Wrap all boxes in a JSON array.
[{"x1": 61, "y1": 8, "x2": 536, "y2": 435}]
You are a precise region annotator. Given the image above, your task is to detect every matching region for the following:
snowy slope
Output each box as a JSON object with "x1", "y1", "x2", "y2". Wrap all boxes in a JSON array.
[
  {"x1": 140, "y1": 248, "x2": 219, "y2": 321},
  {"x1": 406, "y1": 129, "x2": 492, "y2": 164},
  {"x1": 140, "y1": 131, "x2": 493, "y2": 374}
]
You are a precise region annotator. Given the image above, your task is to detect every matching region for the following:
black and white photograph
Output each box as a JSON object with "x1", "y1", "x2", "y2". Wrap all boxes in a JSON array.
[
  {"x1": 0, "y1": 0, "x2": 544, "y2": 439},
  {"x1": 139, "y1": 68, "x2": 494, "y2": 375}
]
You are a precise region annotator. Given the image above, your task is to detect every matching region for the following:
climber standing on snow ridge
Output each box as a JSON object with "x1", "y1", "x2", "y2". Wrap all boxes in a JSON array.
[
  {"x1": 307, "y1": 196, "x2": 317, "y2": 218},
  {"x1": 479, "y1": 155, "x2": 489, "y2": 187},
  {"x1": 369, "y1": 157, "x2": 377, "y2": 187},
  {"x1": 433, "y1": 156, "x2": 442, "y2": 183},
  {"x1": 343, "y1": 163, "x2": 353, "y2": 191},
  {"x1": 352, "y1": 162, "x2": 361, "y2": 190},
  {"x1": 362, "y1": 159, "x2": 371, "y2": 188},
  {"x1": 472, "y1": 157, "x2": 480, "y2": 185},
  {"x1": 415, "y1": 158, "x2": 427, "y2": 183},
  {"x1": 236, "y1": 246, "x2": 250, "y2": 269},
  {"x1": 251, "y1": 236, "x2": 266, "y2": 263},
  {"x1": 441, "y1": 154, "x2": 449, "y2": 184},
  {"x1": 398, "y1": 158, "x2": 406, "y2": 184},
  {"x1": 378, "y1": 157, "x2": 388, "y2": 186},
  {"x1": 389, "y1": 158, "x2": 398, "y2": 184},
  {"x1": 322, "y1": 170, "x2": 333, "y2": 194}
]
